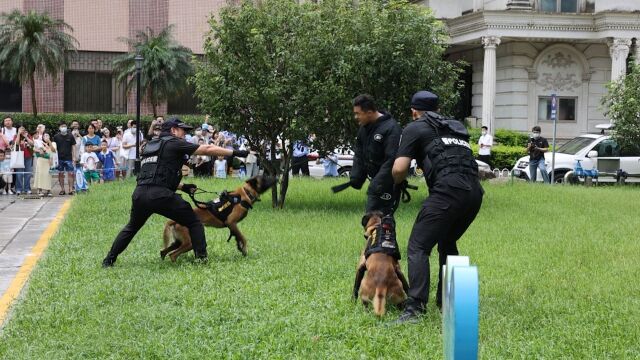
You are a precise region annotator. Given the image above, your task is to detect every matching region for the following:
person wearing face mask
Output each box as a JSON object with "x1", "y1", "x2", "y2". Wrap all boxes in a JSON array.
[
  {"x1": 390, "y1": 90, "x2": 483, "y2": 324},
  {"x1": 527, "y1": 125, "x2": 550, "y2": 183},
  {"x1": 477, "y1": 125, "x2": 493, "y2": 169},
  {"x1": 53, "y1": 122, "x2": 78, "y2": 195},
  {"x1": 101, "y1": 117, "x2": 250, "y2": 267}
]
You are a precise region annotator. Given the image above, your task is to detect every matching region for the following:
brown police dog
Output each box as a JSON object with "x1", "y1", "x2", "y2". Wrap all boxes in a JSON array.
[
  {"x1": 160, "y1": 175, "x2": 276, "y2": 262},
  {"x1": 353, "y1": 211, "x2": 409, "y2": 316}
]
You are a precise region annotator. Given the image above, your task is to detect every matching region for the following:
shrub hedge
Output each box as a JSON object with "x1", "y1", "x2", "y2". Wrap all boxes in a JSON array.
[
  {"x1": 471, "y1": 144, "x2": 527, "y2": 170},
  {"x1": 2, "y1": 113, "x2": 207, "y2": 132}
]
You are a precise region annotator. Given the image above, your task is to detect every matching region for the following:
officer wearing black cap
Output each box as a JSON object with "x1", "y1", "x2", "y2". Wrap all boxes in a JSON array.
[
  {"x1": 102, "y1": 118, "x2": 249, "y2": 267},
  {"x1": 391, "y1": 91, "x2": 483, "y2": 323},
  {"x1": 332, "y1": 94, "x2": 402, "y2": 215}
]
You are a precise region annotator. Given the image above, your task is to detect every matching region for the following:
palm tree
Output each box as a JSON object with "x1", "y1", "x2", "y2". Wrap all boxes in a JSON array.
[
  {"x1": 113, "y1": 25, "x2": 194, "y2": 117},
  {"x1": 0, "y1": 10, "x2": 78, "y2": 117}
]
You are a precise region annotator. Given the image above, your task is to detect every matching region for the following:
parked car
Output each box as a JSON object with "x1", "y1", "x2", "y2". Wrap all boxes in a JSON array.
[
  {"x1": 512, "y1": 133, "x2": 640, "y2": 183},
  {"x1": 307, "y1": 151, "x2": 492, "y2": 179}
]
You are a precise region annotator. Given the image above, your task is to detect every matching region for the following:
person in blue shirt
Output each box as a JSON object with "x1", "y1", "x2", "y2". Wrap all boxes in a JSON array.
[
  {"x1": 97, "y1": 140, "x2": 118, "y2": 181},
  {"x1": 292, "y1": 139, "x2": 311, "y2": 176},
  {"x1": 323, "y1": 151, "x2": 339, "y2": 177},
  {"x1": 82, "y1": 124, "x2": 101, "y2": 153}
]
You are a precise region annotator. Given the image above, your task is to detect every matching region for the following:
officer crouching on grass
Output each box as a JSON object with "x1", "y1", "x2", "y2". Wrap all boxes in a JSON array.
[
  {"x1": 332, "y1": 94, "x2": 402, "y2": 215},
  {"x1": 391, "y1": 91, "x2": 484, "y2": 324},
  {"x1": 102, "y1": 118, "x2": 249, "y2": 267}
]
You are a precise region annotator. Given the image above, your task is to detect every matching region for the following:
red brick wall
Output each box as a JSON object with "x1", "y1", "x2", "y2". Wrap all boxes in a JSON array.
[
  {"x1": 22, "y1": 0, "x2": 65, "y2": 114},
  {"x1": 127, "y1": 0, "x2": 169, "y2": 115}
]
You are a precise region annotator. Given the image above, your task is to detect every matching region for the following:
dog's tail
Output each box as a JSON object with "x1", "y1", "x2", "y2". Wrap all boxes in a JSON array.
[{"x1": 373, "y1": 287, "x2": 387, "y2": 317}]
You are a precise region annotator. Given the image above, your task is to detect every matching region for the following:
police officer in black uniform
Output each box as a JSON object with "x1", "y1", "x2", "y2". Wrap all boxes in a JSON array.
[
  {"x1": 333, "y1": 94, "x2": 402, "y2": 215},
  {"x1": 391, "y1": 91, "x2": 484, "y2": 323},
  {"x1": 102, "y1": 118, "x2": 249, "y2": 267}
]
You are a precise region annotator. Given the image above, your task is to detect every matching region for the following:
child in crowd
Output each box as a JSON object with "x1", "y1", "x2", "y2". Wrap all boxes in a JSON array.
[
  {"x1": 97, "y1": 140, "x2": 118, "y2": 182},
  {"x1": 80, "y1": 150, "x2": 100, "y2": 184},
  {"x1": 0, "y1": 150, "x2": 14, "y2": 195},
  {"x1": 214, "y1": 155, "x2": 227, "y2": 178}
]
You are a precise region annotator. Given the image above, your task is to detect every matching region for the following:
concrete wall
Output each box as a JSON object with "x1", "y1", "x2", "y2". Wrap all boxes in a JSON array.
[
  {"x1": 595, "y1": 0, "x2": 639, "y2": 12},
  {"x1": 64, "y1": 0, "x2": 129, "y2": 52}
]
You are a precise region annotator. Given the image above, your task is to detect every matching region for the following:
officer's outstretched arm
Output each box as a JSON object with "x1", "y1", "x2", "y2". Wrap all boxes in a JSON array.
[
  {"x1": 193, "y1": 145, "x2": 249, "y2": 158},
  {"x1": 392, "y1": 157, "x2": 411, "y2": 184}
]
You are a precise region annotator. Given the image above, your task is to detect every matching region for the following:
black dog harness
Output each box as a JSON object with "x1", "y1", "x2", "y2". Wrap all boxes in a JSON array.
[
  {"x1": 364, "y1": 215, "x2": 401, "y2": 260},
  {"x1": 188, "y1": 188, "x2": 257, "y2": 223}
]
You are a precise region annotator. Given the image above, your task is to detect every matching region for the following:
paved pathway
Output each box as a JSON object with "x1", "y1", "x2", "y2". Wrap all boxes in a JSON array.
[{"x1": 0, "y1": 196, "x2": 68, "y2": 297}]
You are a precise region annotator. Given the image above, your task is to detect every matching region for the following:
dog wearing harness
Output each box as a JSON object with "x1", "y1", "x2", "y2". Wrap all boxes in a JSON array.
[
  {"x1": 160, "y1": 175, "x2": 276, "y2": 262},
  {"x1": 353, "y1": 211, "x2": 409, "y2": 316}
]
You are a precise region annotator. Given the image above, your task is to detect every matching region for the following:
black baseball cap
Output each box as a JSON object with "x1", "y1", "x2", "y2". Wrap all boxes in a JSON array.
[
  {"x1": 161, "y1": 117, "x2": 193, "y2": 131},
  {"x1": 411, "y1": 90, "x2": 439, "y2": 111}
]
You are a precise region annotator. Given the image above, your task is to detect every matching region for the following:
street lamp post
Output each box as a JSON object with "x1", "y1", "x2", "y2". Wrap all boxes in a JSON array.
[{"x1": 134, "y1": 54, "x2": 143, "y2": 175}]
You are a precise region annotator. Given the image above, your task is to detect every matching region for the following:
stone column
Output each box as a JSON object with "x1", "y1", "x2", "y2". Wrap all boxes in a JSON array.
[
  {"x1": 608, "y1": 38, "x2": 631, "y2": 81},
  {"x1": 482, "y1": 36, "x2": 500, "y2": 134},
  {"x1": 635, "y1": 41, "x2": 640, "y2": 65}
]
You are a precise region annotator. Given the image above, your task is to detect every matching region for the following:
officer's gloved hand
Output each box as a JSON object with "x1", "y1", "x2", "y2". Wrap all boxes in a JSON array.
[
  {"x1": 181, "y1": 183, "x2": 198, "y2": 194},
  {"x1": 233, "y1": 149, "x2": 249, "y2": 158}
]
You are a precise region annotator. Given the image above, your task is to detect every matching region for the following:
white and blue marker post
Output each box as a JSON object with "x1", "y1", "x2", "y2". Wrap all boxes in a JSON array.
[
  {"x1": 550, "y1": 93, "x2": 558, "y2": 185},
  {"x1": 442, "y1": 255, "x2": 479, "y2": 360}
]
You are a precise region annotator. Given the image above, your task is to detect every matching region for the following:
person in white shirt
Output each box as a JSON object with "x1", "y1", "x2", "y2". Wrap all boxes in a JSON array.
[
  {"x1": 477, "y1": 125, "x2": 493, "y2": 169},
  {"x1": 1, "y1": 117, "x2": 17, "y2": 151},
  {"x1": 214, "y1": 156, "x2": 227, "y2": 178},
  {"x1": 122, "y1": 121, "x2": 142, "y2": 178}
]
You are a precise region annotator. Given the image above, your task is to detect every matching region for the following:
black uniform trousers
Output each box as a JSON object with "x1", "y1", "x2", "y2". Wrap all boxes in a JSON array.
[
  {"x1": 406, "y1": 179, "x2": 483, "y2": 307},
  {"x1": 104, "y1": 185, "x2": 207, "y2": 263},
  {"x1": 291, "y1": 155, "x2": 310, "y2": 176}
]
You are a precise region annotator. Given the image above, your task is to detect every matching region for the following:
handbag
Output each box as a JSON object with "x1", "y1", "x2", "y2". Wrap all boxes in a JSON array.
[{"x1": 10, "y1": 143, "x2": 25, "y2": 169}]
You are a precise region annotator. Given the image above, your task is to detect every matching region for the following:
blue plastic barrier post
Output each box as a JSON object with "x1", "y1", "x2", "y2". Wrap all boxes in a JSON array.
[{"x1": 443, "y1": 256, "x2": 479, "y2": 360}]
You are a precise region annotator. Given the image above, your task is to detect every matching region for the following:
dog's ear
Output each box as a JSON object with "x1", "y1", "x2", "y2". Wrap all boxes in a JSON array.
[
  {"x1": 247, "y1": 176, "x2": 259, "y2": 190},
  {"x1": 361, "y1": 213, "x2": 371, "y2": 228}
]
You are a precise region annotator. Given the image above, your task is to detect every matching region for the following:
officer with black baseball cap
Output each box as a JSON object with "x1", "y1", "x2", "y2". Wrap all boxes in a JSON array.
[
  {"x1": 102, "y1": 117, "x2": 249, "y2": 267},
  {"x1": 391, "y1": 91, "x2": 484, "y2": 323}
]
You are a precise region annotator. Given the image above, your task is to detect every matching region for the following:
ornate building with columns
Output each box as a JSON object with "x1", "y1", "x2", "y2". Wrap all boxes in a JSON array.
[{"x1": 425, "y1": 0, "x2": 640, "y2": 138}]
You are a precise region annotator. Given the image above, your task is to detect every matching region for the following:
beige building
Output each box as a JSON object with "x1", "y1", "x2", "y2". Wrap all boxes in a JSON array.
[{"x1": 426, "y1": 0, "x2": 640, "y2": 138}]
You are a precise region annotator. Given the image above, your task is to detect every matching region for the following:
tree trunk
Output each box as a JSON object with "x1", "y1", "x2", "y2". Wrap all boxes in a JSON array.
[
  {"x1": 276, "y1": 141, "x2": 292, "y2": 209},
  {"x1": 268, "y1": 141, "x2": 279, "y2": 208},
  {"x1": 30, "y1": 76, "x2": 38, "y2": 117}
]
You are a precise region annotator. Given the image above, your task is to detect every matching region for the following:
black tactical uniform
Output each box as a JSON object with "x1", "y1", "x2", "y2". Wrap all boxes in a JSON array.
[
  {"x1": 397, "y1": 91, "x2": 483, "y2": 314},
  {"x1": 102, "y1": 119, "x2": 207, "y2": 266},
  {"x1": 350, "y1": 113, "x2": 402, "y2": 215}
]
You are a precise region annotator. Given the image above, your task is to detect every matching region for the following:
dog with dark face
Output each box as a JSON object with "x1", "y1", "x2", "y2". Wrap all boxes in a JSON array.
[
  {"x1": 160, "y1": 175, "x2": 276, "y2": 262},
  {"x1": 353, "y1": 211, "x2": 409, "y2": 316}
]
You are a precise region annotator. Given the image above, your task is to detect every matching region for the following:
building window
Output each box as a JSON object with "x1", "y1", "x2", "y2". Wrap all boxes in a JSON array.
[
  {"x1": 64, "y1": 71, "x2": 126, "y2": 113},
  {"x1": 0, "y1": 79, "x2": 22, "y2": 112},
  {"x1": 538, "y1": 97, "x2": 576, "y2": 122},
  {"x1": 167, "y1": 84, "x2": 201, "y2": 115},
  {"x1": 539, "y1": 0, "x2": 578, "y2": 12}
]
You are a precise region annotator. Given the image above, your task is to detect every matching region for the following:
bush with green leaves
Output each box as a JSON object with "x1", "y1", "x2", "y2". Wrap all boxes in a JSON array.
[
  {"x1": 468, "y1": 127, "x2": 528, "y2": 147},
  {"x1": 471, "y1": 143, "x2": 527, "y2": 170},
  {"x1": 2, "y1": 113, "x2": 206, "y2": 133},
  {"x1": 601, "y1": 64, "x2": 640, "y2": 155}
]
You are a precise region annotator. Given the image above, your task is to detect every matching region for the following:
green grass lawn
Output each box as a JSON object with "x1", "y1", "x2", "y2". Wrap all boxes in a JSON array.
[{"x1": 0, "y1": 178, "x2": 639, "y2": 359}]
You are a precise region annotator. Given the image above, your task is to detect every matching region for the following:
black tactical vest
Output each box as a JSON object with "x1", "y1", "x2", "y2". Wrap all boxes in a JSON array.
[
  {"x1": 365, "y1": 215, "x2": 401, "y2": 260},
  {"x1": 137, "y1": 136, "x2": 183, "y2": 191},
  {"x1": 421, "y1": 112, "x2": 478, "y2": 188}
]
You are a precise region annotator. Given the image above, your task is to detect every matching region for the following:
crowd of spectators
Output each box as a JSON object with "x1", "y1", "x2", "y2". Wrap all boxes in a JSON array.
[{"x1": 0, "y1": 115, "x2": 260, "y2": 196}]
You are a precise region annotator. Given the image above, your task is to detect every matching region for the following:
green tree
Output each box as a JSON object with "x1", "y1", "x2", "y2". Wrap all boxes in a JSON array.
[
  {"x1": 602, "y1": 64, "x2": 640, "y2": 155},
  {"x1": 113, "y1": 25, "x2": 193, "y2": 117},
  {"x1": 195, "y1": 0, "x2": 462, "y2": 208},
  {"x1": 0, "y1": 10, "x2": 78, "y2": 117}
]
